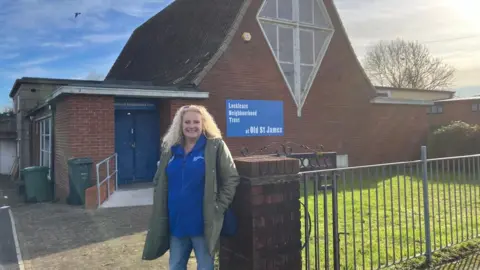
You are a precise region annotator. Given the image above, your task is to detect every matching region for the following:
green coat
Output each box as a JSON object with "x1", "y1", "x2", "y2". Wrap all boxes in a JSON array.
[{"x1": 142, "y1": 138, "x2": 240, "y2": 260}]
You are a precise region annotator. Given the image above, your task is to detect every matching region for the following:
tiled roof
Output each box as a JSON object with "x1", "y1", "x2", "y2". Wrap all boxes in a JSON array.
[{"x1": 106, "y1": 0, "x2": 247, "y2": 86}]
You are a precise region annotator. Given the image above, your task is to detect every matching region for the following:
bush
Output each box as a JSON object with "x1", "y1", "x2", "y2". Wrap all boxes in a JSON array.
[{"x1": 427, "y1": 121, "x2": 480, "y2": 157}]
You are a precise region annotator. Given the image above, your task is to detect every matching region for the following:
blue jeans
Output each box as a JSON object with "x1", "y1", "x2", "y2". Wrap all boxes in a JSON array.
[{"x1": 169, "y1": 236, "x2": 214, "y2": 270}]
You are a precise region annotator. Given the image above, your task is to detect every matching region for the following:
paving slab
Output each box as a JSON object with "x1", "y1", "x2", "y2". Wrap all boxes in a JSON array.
[{"x1": 100, "y1": 187, "x2": 153, "y2": 208}]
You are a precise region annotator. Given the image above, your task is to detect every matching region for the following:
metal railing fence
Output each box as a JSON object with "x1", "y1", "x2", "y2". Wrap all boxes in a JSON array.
[
  {"x1": 95, "y1": 153, "x2": 118, "y2": 208},
  {"x1": 300, "y1": 146, "x2": 480, "y2": 269}
]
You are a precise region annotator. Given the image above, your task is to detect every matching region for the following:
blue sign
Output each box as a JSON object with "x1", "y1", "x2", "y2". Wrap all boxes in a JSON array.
[{"x1": 226, "y1": 100, "x2": 284, "y2": 137}]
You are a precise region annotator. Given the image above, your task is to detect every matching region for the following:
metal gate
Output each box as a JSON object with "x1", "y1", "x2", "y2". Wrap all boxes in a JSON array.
[{"x1": 301, "y1": 170, "x2": 340, "y2": 270}]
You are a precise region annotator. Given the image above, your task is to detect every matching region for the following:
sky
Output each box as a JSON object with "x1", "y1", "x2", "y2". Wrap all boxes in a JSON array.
[
  {"x1": 1, "y1": 0, "x2": 480, "y2": 109},
  {"x1": 0, "y1": 0, "x2": 171, "y2": 109},
  {"x1": 336, "y1": 0, "x2": 480, "y2": 96}
]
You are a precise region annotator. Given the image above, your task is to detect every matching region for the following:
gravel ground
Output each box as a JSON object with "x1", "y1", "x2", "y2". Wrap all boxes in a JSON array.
[{"x1": 10, "y1": 203, "x2": 197, "y2": 270}]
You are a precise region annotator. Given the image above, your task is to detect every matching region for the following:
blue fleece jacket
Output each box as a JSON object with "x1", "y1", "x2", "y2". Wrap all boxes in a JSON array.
[{"x1": 166, "y1": 135, "x2": 206, "y2": 237}]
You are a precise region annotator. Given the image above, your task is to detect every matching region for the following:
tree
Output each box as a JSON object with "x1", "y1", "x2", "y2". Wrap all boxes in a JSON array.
[
  {"x1": 0, "y1": 107, "x2": 14, "y2": 117},
  {"x1": 363, "y1": 39, "x2": 455, "y2": 90}
]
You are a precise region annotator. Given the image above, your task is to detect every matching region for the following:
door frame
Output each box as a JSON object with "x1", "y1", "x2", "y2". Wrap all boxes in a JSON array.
[{"x1": 114, "y1": 98, "x2": 160, "y2": 186}]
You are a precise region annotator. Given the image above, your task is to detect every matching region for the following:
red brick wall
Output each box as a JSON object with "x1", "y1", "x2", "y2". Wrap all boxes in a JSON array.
[
  {"x1": 54, "y1": 97, "x2": 71, "y2": 200},
  {"x1": 85, "y1": 176, "x2": 115, "y2": 209},
  {"x1": 54, "y1": 95, "x2": 115, "y2": 201},
  {"x1": 220, "y1": 156, "x2": 302, "y2": 270},
  {"x1": 165, "y1": 0, "x2": 429, "y2": 165},
  {"x1": 158, "y1": 99, "x2": 172, "y2": 142},
  {"x1": 429, "y1": 100, "x2": 480, "y2": 128},
  {"x1": 365, "y1": 104, "x2": 429, "y2": 164}
]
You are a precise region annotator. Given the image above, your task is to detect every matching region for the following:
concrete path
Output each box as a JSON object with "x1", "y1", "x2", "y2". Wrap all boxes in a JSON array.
[
  {"x1": 0, "y1": 207, "x2": 20, "y2": 270},
  {"x1": 0, "y1": 174, "x2": 24, "y2": 270},
  {"x1": 10, "y1": 203, "x2": 197, "y2": 270},
  {"x1": 100, "y1": 187, "x2": 153, "y2": 208}
]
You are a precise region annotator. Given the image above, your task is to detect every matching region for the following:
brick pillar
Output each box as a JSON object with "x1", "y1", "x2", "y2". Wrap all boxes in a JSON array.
[{"x1": 220, "y1": 155, "x2": 302, "y2": 270}]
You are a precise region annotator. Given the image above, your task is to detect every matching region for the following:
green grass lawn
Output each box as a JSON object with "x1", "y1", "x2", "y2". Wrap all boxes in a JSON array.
[{"x1": 300, "y1": 160, "x2": 480, "y2": 269}]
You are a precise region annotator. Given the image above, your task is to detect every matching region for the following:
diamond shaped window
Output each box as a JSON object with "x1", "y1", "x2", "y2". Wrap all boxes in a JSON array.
[{"x1": 258, "y1": 0, "x2": 335, "y2": 116}]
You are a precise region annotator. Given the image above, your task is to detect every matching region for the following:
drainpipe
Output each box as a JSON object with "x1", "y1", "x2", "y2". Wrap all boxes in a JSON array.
[{"x1": 50, "y1": 104, "x2": 56, "y2": 201}]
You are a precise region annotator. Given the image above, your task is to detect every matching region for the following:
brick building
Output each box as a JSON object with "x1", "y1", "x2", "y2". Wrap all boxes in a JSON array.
[
  {"x1": 0, "y1": 113, "x2": 16, "y2": 175},
  {"x1": 10, "y1": 0, "x2": 439, "y2": 204},
  {"x1": 428, "y1": 97, "x2": 480, "y2": 128},
  {"x1": 106, "y1": 0, "x2": 434, "y2": 163},
  {"x1": 376, "y1": 86, "x2": 455, "y2": 102}
]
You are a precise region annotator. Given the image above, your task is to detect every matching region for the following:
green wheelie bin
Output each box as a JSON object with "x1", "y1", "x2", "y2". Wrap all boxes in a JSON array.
[
  {"x1": 67, "y1": 157, "x2": 93, "y2": 206},
  {"x1": 21, "y1": 166, "x2": 52, "y2": 203}
]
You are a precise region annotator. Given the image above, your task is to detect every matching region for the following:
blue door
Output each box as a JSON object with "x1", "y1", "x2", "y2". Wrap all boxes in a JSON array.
[
  {"x1": 134, "y1": 110, "x2": 160, "y2": 180},
  {"x1": 115, "y1": 110, "x2": 135, "y2": 184},
  {"x1": 115, "y1": 103, "x2": 160, "y2": 185}
]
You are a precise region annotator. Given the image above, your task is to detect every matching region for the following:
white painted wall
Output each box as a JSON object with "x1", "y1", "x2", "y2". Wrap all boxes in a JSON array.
[{"x1": 0, "y1": 139, "x2": 16, "y2": 175}]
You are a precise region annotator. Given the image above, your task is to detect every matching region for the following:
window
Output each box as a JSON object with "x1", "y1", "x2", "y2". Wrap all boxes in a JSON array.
[
  {"x1": 258, "y1": 0, "x2": 335, "y2": 116},
  {"x1": 39, "y1": 118, "x2": 52, "y2": 172},
  {"x1": 472, "y1": 104, "x2": 479, "y2": 112},
  {"x1": 427, "y1": 105, "x2": 443, "y2": 114},
  {"x1": 376, "y1": 90, "x2": 391, "y2": 98}
]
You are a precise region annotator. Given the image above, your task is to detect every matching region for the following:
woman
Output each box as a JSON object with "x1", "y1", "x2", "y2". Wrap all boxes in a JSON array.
[{"x1": 142, "y1": 105, "x2": 240, "y2": 270}]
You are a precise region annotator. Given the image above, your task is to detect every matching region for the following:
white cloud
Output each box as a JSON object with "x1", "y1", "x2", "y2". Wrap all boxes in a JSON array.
[
  {"x1": 16, "y1": 56, "x2": 63, "y2": 68},
  {"x1": 0, "y1": 0, "x2": 165, "y2": 31},
  {"x1": 335, "y1": 0, "x2": 480, "y2": 88},
  {"x1": 72, "y1": 70, "x2": 106, "y2": 81},
  {"x1": 83, "y1": 71, "x2": 105, "y2": 80},
  {"x1": 454, "y1": 68, "x2": 480, "y2": 88},
  {"x1": 5, "y1": 67, "x2": 52, "y2": 79},
  {"x1": 0, "y1": 0, "x2": 169, "y2": 84},
  {"x1": 82, "y1": 32, "x2": 131, "y2": 44},
  {"x1": 0, "y1": 53, "x2": 20, "y2": 60},
  {"x1": 72, "y1": 53, "x2": 119, "y2": 81},
  {"x1": 111, "y1": 1, "x2": 165, "y2": 17},
  {"x1": 0, "y1": 0, "x2": 167, "y2": 52},
  {"x1": 41, "y1": 42, "x2": 84, "y2": 48}
]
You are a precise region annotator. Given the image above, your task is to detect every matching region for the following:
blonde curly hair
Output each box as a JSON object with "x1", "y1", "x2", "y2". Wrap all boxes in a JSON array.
[{"x1": 161, "y1": 105, "x2": 222, "y2": 151}]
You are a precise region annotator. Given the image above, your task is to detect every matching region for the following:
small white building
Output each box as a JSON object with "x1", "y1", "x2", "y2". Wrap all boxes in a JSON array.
[{"x1": 0, "y1": 114, "x2": 16, "y2": 175}]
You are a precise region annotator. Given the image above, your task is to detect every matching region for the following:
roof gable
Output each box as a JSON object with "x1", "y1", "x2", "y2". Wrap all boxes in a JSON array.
[{"x1": 106, "y1": 0, "x2": 248, "y2": 86}]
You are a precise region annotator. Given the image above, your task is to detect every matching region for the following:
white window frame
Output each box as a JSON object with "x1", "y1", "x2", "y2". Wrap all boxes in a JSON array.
[
  {"x1": 472, "y1": 103, "x2": 478, "y2": 112},
  {"x1": 257, "y1": 0, "x2": 335, "y2": 116},
  {"x1": 427, "y1": 105, "x2": 443, "y2": 114},
  {"x1": 39, "y1": 117, "x2": 52, "y2": 174}
]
